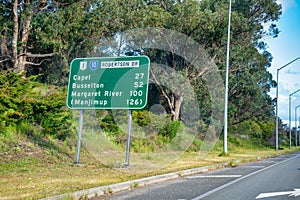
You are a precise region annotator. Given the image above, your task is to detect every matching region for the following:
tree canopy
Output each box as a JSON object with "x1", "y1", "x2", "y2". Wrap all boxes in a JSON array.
[{"x1": 0, "y1": 0, "x2": 283, "y2": 140}]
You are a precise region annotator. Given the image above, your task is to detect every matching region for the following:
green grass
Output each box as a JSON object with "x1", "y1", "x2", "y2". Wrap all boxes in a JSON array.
[{"x1": 1, "y1": 134, "x2": 299, "y2": 200}]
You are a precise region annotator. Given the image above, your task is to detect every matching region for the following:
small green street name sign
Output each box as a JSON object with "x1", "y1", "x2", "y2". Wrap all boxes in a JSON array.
[{"x1": 66, "y1": 56, "x2": 150, "y2": 109}]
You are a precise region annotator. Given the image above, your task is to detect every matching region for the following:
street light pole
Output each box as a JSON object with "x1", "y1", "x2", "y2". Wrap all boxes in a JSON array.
[
  {"x1": 223, "y1": 0, "x2": 232, "y2": 154},
  {"x1": 275, "y1": 57, "x2": 300, "y2": 150},
  {"x1": 295, "y1": 105, "x2": 300, "y2": 147},
  {"x1": 289, "y1": 89, "x2": 300, "y2": 148}
]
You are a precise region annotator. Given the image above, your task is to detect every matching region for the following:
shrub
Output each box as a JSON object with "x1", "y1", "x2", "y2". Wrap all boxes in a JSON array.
[
  {"x1": 0, "y1": 72, "x2": 75, "y2": 140},
  {"x1": 159, "y1": 120, "x2": 181, "y2": 141},
  {"x1": 100, "y1": 114, "x2": 123, "y2": 135}
]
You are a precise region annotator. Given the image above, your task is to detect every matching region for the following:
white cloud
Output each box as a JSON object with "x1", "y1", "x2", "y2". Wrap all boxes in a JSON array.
[
  {"x1": 279, "y1": 72, "x2": 300, "y2": 91},
  {"x1": 277, "y1": 0, "x2": 297, "y2": 13}
]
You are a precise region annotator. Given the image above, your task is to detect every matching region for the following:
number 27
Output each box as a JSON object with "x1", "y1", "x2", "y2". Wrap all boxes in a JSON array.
[{"x1": 135, "y1": 73, "x2": 144, "y2": 79}]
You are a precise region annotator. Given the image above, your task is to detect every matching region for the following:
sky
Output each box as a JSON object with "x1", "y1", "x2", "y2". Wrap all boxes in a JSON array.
[{"x1": 266, "y1": 0, "x2": 300, "y2": 126}]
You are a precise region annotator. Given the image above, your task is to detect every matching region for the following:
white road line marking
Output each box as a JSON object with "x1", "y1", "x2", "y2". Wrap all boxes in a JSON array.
[
  {"x1": 186, "y1": 175, "x2": 242, "y2": 178},
  {"x1": 257, "y1": 161, "x2": 277, "y2": 164},
  {"x1": 190, "y1": 154, "x2": 300, "y2": 200},
  {"x1": 239, "y1": 165, "x2": 265, "y2": 168}
]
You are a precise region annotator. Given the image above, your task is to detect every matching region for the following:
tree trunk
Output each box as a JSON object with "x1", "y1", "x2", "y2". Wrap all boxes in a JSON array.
[
  {"x1": 17, "y1": 14, "x2": 32, "y2": 73},
  {"x1": 1, "y1": 0, "x2": 56, "y2": 73},
  {"x1": 11, "y1": 0, "x2": 33, "y2": 73},
  {"x1": 0, "y1": 35, "x2": 9, "y2": 57},
  {"x1": 172, "y1": 96, "x2": 183, "y2": 121},
  {"x1": 0, "y1": 35, "x2": 11, "y2": 70},
  {"x1": 150, "y1": 68, "x2": 184, "y2": 121},
  {"x1": 12, "y1": 0, "x2": 19, "y2": 70}
]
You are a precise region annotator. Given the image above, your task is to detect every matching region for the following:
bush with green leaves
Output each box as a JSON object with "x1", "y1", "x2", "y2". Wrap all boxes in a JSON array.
[
  {"x1": 0, "y1": 72, "x2": 75, "y2": 140},
  {"x1": 159, "y1": 120, "x2": 181, "y2": 141},
  {"x1": 229, "y1": 118, "x2": 275, "y2": 147},
  {"x1": 97, "y1": 110, "x2": 184, "y2": 152}
]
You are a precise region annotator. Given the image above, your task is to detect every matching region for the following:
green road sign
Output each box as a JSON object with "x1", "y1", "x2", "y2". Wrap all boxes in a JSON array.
[{"x1": 67, "y1": 56, "x2": 150, "y2": 109}]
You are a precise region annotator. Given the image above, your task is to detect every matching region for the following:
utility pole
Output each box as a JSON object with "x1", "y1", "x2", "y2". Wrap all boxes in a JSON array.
[{"x1": 223, "y1": 0, "x2": 232, "y2": 154}]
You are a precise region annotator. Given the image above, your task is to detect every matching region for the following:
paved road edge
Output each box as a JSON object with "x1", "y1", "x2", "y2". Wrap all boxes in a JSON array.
[
  {"x1": 41, "y1": 151, "x2": 300, "y2": 200},
  {"x1": 40, "y1": 162, "x2": 230, "y2": 200}
]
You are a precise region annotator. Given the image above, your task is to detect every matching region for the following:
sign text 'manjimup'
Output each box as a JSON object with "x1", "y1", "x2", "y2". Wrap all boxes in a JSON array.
[{"x1": 71, "y1": 99, "x2": 108, "y2": 106}]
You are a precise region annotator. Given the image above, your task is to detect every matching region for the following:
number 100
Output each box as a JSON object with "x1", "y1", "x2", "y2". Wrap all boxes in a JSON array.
[{"x1": 130, "y1": 90, "x2": 143, "y2": 96}]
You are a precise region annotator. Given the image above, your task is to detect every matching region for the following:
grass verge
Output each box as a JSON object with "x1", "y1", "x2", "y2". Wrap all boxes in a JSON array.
[{"x1": 1, "y1": 137, "x2": 299, "y2": 200}]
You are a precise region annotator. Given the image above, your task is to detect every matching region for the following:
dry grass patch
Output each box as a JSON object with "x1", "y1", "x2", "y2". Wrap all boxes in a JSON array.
[{"x1": 1, "y1": 141, "x2": 299, "y2": 200}]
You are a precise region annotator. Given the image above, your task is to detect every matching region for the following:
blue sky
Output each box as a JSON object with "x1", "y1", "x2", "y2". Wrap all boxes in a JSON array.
[{"x1": 266, "y1": 0, "x2": 300, "y2": 126}]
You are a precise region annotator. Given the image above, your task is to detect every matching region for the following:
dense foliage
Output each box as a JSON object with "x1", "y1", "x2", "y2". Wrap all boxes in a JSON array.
[
  {"x1": 0, "y1": 72, "x2": 74, "y2": 140},
  {"x1": 0, "y1": 0, "x2": 290, "y2": 153}
]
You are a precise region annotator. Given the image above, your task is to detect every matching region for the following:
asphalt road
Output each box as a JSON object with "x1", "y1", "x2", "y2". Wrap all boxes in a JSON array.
[{"x1": 95, "y1": 152, "x2": 300, "y2": 200}]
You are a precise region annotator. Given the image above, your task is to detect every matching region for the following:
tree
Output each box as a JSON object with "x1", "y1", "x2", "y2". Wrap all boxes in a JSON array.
[
  {"x1": 143, "y1": 0, "x2": 281, "y2": 125},
  {"x1": 0, "y1": 0, "x2": 58, "y2": 73},
  {"x1": 28, "y1": 0, "x2": 154, "y2": 84},
  {"x1": 0, "y1": 0, "x2": 103, "y2": 79},
  {"x1": 93, "y1": 0, "x2": 281, "y2": 125},
  {"x1": 1, "y1": 0, "x2": 282, "y2": 132}
]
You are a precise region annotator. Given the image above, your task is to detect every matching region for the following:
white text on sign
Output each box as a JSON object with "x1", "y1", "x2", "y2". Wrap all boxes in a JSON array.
[{"x1": 101, "y1": 61, "x2": 139, "y2": 68}]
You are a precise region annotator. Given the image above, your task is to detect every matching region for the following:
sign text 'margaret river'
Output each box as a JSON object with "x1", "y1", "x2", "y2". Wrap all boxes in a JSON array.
[{"x1": 71, "y1": 91, "x2": 123, "y2": 98}]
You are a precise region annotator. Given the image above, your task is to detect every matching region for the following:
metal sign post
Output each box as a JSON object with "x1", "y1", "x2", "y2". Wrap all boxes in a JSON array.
[
  {"x1": 125, "y1": 109, "x2": 132, "y2": 166},
  {"x1": 75, "y1": 110, "x2": 84, "y2": 164}
]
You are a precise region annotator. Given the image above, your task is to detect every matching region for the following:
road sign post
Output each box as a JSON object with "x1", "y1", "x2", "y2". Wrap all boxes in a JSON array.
[
  {"x1": 125, "y1": 109, "x2": 132, "y2": 166},
  {"x1": 67, "y1": 56, "x2": 150, "y2": 164},
  {"x1": 75, "y1": 110, "x2": 84, "y2": 164}
]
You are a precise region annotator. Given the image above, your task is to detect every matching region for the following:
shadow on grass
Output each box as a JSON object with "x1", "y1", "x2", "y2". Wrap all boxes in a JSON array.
[{"x1": 30, "y1": 134, "x2": 74, "y2": 161}]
